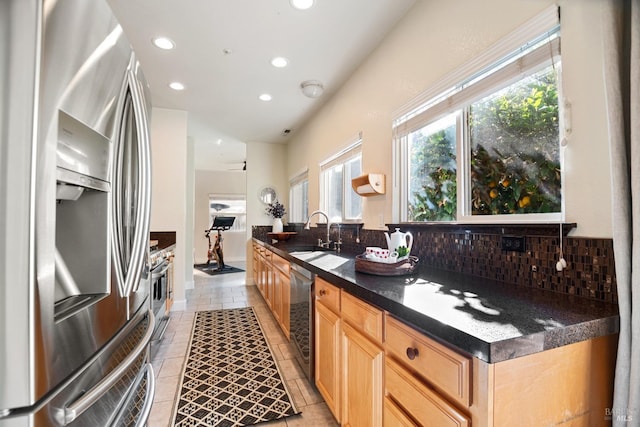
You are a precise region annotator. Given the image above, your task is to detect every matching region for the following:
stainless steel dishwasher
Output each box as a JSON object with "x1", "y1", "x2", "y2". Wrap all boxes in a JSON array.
[{"x1": 289, "y1": 263, "x2": 315, "y2": 382}]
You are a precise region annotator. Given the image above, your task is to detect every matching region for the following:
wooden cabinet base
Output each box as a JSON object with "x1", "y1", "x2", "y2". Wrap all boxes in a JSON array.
[{"x1": 469, "y1": 333, "x2": 618, "y2": 426}]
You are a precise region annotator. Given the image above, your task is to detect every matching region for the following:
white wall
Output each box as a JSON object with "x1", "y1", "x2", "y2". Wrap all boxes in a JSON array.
[
  {"x1": 245, "y1": 141, "x2": 288, "y2": 279},
  {"x1": 194, "y1": 170, "x2": 247, "y2": 264},
  {"x1": 286, "y1": 0, "x2": 612, "y2": 238},
  {"x1": 150, "y1": 107, "x2": 189, "y2": 310}
]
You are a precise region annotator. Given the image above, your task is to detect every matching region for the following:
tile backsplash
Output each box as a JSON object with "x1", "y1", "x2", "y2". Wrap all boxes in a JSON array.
[{"x1": 253, "y1": 224, "x2": 618, "y2": 304}]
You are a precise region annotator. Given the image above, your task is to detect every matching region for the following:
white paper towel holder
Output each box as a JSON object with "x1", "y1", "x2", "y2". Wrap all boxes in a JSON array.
[{"x1": 351, "y1": 173, "x2": 386, "y2": 196}]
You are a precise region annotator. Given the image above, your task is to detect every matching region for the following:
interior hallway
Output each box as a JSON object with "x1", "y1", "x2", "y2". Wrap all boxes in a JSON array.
[{"x1": 147, "y1": 262, "x2": 338, "y2": 426}]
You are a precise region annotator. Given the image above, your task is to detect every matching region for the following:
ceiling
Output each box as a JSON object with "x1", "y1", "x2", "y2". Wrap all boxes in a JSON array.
[{"x1": 107, "y1": 0, "x2": 416, "y2": 170}]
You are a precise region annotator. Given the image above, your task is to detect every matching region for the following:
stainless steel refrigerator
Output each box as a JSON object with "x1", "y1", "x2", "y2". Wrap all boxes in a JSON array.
[{"x1": 0, "y1": 0, "x2": 155, "y2": 425}]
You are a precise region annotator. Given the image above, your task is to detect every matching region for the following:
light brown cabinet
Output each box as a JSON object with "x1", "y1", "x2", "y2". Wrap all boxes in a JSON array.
[
  {"x1": 385, "y1": 315, "x2": 471, "y2": 408},
  {"x1": 472, "y1": 334, "x2": 617, "y2": 426},
  {"x1": 385, "y1": 315, "x2": 471, "y2": 426},
  {"x1": 271, "y1": 253, "x2": 291, "y2": 339},
  {"x1": 310, "y1": 274, "x2": 617, "y2": 427},
  {"x1": 314, "y1": 279, "x2": 384, "y2": 426},
  {"x1": 252, "y1": 244, "x2": 259, "y2": 289},
  {"x1": 254, "y1": 245, "x2": 273, "y2": 309},
  {"x1": 314, "y1": 278, "x2": 341, "y2": 422},
  {"x1": 385, "y1": 313, "x2": 617, "y2": 427},
  {"x1": 253, "y1": 245, "x2": 291, "y2": 338},
  {"x1": 340, "y1": 292, "x2": 384, "y2": 427},
  {"x1": 341, "y1": 321, "x2": 384, "y2": 427},
  {"x1": 385, "y1": 357, "x2": 470, "y2": 427}
]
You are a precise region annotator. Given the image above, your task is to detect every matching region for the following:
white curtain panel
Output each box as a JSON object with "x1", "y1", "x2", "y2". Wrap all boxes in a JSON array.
[{"x1": 602, "y1": 0, "x2": 640, "y2": 424}]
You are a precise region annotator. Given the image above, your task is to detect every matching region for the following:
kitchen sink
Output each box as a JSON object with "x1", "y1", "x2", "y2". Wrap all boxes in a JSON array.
[
  {"x1": 286, "y1": 245, "x2": 334, "y2": 253},
  {"x1": 289, "y1": 248, "x2": 350, "y2": 270}
]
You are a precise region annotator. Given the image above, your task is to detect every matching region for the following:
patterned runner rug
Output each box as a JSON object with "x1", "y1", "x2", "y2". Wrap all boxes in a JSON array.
[{"x1": 172, "y1": 307, "x2": 300, "y2": 426}]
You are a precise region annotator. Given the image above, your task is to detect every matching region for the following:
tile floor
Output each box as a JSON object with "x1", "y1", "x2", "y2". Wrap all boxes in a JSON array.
[{"x1": 147, "y1": 262, "x2": 339, "y2": 427}]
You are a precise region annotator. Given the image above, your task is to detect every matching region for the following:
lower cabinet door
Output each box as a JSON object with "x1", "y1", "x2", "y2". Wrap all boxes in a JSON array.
[
  {"x1": 341, "y1": 321, "x2": 384, "y2": 427},
  {"x1": 315, "y1": 300, "x2": 341, "y2": 422}
]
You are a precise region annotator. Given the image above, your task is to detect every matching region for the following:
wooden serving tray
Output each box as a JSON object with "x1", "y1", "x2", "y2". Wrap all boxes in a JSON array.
[
  {"x1": 355, "y1": 254, "x2": 419, "y2": 276},
  {"x1": 267, "y1": 232, "x2": 298, "y2": 241}
]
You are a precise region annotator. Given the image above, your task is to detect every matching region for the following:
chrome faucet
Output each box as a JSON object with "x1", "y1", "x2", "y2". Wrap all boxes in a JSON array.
[{"x1": 304, "y1": 210, "x2": 332, "y2": 249}]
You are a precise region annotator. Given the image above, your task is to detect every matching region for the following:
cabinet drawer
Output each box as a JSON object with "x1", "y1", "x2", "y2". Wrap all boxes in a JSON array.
[
  {"x1": 385, "y1": 357, "x2": 470, "y2": 427},
  {"x1": 271, "y1": 253, "x2": 289, "y2": 275},
  {"x1": 341, "y1": 291, "x2": 383, "y2": 345},
  {"x1": 385, "y1": 315, "x2": 471, "y2": 407},
  {"x1": 315, "y1": 277, "x2": 340, "y2": 314},
  {"x1": 383, "y1": 397, "x2": 415, "y2": 427}
]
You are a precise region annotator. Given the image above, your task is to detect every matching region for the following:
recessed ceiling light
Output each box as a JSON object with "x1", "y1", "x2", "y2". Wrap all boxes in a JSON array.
[
  {"x1": 152, "y1": 36, "x2": 175, "y2": 50},
  {"x1": 271, "y1": 57, "x2": 289, "y2": 68},
  {"x1": 216, "y1": 139, "x2": 222, "y2": 145},
  {"x1": 259, "y1": 94, "x2": 272, "y2": 102},
  {"x1": 290, "y1": 0, "x2": 314, "y2": 10},
  {"x1": 169, "y1": 82, "x2": 185, "y2": 91}
]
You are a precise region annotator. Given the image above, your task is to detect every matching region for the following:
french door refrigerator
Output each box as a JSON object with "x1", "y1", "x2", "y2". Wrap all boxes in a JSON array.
[{"x1": 0, "y1": 0, "x2": 155, "y2": 425}]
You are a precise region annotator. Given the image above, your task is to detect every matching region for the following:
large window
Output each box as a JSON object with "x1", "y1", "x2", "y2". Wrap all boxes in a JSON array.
[
  {"x1": 289, "y1": 170, "x2": 309, "y2": 223},
  {"x1": 320, "y1": 138, "x2": 362, "y2": 222},
  {"x1": 395, "y1": 8, "x2": 562, "y2": 223}
]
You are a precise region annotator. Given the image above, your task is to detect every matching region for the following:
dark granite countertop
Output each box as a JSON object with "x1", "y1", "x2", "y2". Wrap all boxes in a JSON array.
[{"x1": 254, "y1": 238, "x2": 620, "y2": 363}]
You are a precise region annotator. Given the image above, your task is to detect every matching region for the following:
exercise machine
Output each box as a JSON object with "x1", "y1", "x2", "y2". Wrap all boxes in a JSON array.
[{"x1": 205, "y1": 216, "x2": 235, "y2": 271}]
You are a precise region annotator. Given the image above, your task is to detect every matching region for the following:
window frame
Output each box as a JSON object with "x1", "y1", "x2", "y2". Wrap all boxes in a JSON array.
[
  {"x1": 393, "y1": 6, "x2": 564, "y2": 224},
  {"x1": 319, "y1": 137, "x2": 363, "y2": 223},
  {"x1": 288, "y1": 169, "x2": 309, "y2": 223},
  {"x1": 208, "y1": 193, "x2": 246, "y2": 232}
]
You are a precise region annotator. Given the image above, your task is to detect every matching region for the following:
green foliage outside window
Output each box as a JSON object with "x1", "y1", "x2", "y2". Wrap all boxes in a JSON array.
[
  {"x1": 408, "y1": 66, "x2": 561, "y2": 220},
  {"x1": 408, "y1": 123, "x2": 457, "y2": 221},
  {"x1": 470, "y1": 69, "x2": 560, "y2": 215}
]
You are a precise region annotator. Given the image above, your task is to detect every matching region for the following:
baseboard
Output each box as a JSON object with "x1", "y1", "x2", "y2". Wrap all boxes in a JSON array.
[{"x1": 171, "y1": 299, "x2": 187, "y2": 311}]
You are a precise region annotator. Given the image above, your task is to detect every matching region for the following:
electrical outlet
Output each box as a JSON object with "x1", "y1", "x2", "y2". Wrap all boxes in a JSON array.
[{"x1": 501, "y1": 235, "x2": 525, "y2": 252}]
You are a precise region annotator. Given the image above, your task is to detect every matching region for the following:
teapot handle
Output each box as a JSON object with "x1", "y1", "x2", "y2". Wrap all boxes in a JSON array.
[{"x1": 406, "y1": 232, "x2": 413, "y2": 252}]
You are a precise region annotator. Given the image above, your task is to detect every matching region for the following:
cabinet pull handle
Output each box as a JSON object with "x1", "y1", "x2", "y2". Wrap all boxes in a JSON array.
[
  {"x1": 319, "y1": 289, "x2": 327, "y2": 296},
  {"x1": 406, "y1": 347, "x2": 419, "y2": 360}
]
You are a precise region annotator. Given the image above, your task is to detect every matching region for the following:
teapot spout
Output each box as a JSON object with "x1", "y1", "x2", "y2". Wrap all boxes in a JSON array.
[{"x1": 384, "y1": 232, "x2": 391, "y2": 249}]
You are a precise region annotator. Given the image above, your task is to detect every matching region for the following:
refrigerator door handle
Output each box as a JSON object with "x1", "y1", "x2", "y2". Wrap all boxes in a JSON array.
[
  {"x1": 112, "y1": 62, "x2": 152, "y2": 300},
  {"x1": 57, "y1": 310, "x2": 155, "y2": 425},
  {"x1": 123, "y1": 67, "x2": 152, "y2": 299}
]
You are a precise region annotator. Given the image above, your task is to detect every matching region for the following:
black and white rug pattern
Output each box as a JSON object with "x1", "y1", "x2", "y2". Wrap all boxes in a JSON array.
[{"x1": 172, "y1": 307, "x2": 300, "y2": 426}]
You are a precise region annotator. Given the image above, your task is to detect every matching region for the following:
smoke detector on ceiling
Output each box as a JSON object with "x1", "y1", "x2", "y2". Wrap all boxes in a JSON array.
[{"x1": 300, "y1": 80, "x2": 324, "y2": 98}]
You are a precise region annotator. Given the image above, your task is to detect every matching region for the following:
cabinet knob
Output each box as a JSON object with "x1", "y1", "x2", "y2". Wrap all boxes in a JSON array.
[
  {"x1": 319, "y1": 289, "x2": 327, "y2": 296},
  {"x1": 406, "y1": 347, "x2": 419, "y2": 360}
]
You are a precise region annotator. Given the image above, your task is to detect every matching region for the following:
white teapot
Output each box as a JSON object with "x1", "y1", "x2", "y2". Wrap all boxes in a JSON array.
[{"x1": 385, "y1": 228, "x2": 413, "y2": 256}]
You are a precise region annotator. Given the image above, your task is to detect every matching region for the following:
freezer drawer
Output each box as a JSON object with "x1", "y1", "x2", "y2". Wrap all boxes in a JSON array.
[{"x1": 0, "y1": 309, "x2": 155, "y2": 426}]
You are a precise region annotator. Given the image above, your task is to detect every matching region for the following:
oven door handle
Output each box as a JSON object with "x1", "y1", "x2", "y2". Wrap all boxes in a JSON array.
[
  {"x1": 58, "y1": 310, "x2": 156, "y2": 425},
  {"x1": 151, "y1": 262, "x2": 170, "y2": 280}
]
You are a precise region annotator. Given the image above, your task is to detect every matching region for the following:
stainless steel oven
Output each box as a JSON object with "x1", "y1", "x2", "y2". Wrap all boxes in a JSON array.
[
  {"x1": 150, "y1": 255, "x2": 171, "y2": 346},
  {"x1": 289, "y1": 263, "x2": 315, "y2": 382}
]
